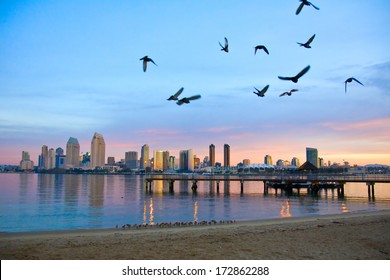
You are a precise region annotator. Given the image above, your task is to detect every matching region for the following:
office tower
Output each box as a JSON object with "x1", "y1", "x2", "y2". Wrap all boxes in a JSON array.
[
  {"x1": 20, "y1": 151, "x2": 34, "y2": 170},
  {"x1": 163, "y1": 151, "x2": 170, "y2": 171},
  {"x1": 209, "y1": 144, "x2": 215, "y2": 167},
  {"x1": 125, "y1": 151, "x2": 138, "y2": 169},
  {"x1": 306, "y1": 147, "x2": 319, "y2": 168},
  {"x1": 319, "y1": 157, "x2": 324, "y2": 167},
  {"x1": 169, "y1": 156, "x2": 175, "y2": 170},
  {"x1": 91, "y1": 132, "x2": 106, "y2": 169},
  {"x1": 55, "y1": 147, "x2": 66, "y2": 169},
  {"x1": 153, "y1": 150, "x2": 164, "y2": 171},
  {"x1": 223, "y1": 144, "x2": 230, "y2": 167},
  {"x1": 243, "y1": 159, "x2": 250, "y2": 167},
  {"x1": 264, "y1": 155, "x2": 273, "y2": 165},
  {"x1": 66, "y1": 137, "x2": 80, "y2": 168},
  {"x1": 39, "y1": 145, "x2": 48, "y2": 169},
  {"x1": 107, "y1": 157, "x2": 115, "y2": 165},
  {"x1": 194, "y1": 155, "x2": 200, "y2": 168},
  {"x1": 179, "y1": 149, "x2": 194, "y2": 171},
  {"x1": 291, "y1": 157, "x2": 300, "y2": 167},
  {"x1": 81, "y1": 152, "x2": 91, "y2": 167},
  {"x1": 48, "y1": 148, "x2": 56, "y2": 169},
  {"x1": 140, "y1": 144, "x2": 149, "y2": 169}
]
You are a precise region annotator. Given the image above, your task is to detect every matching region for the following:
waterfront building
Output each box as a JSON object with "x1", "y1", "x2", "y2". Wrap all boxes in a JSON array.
[
  {"x1": 306, "y1": 147, "x2": 319, "y2": 168},
  {"x1": 81, "y1": 152, "x2": 91, "y2": 168},
  {"x1": 91, "y1": 132, "x2": 106, "y2": 169},
  {"x1": 55, "y1": 148, "x2": 66, "y2": 169},
  {"x1": 243, "y1": 159, "x2": 250, "y2": 167},
  {"x1": 319, "y1": 157, "x2": 324, "y2": 167},
  {"x1": 169, "y1": 156, "x2": 175, "y2": 170},
  {"x1": 153, "y1": 150, "x2": 164, "y2": 171},
  {"x1": 224, "y1": 144, "x2": 230, "y2": 167},
  {"x1": 291, "y1": 157, "x2": 300, "y2": 167},
  {"x1": 209, "y1": 144, "x2": 215, "y2": 167},
  {"x1": 39, "y1": 145, "x2": 48, "y2": 169},
  {"x1": 179, "y1": 149, "x2": 194, "y2": 171},
  {"x1": 107, "y1": 156, "x2": 115, "y2": 165},
  {"x1": 48, "y1": 148, "x2": 56, "y2": 169},
  {"x1": 125, "y1": 152, "x2": 138, "y2": 169},
  {"x1": 194, "y1": 155, "x2": 200, "y2": 169},
  {"x1": 140, "y1": 144, "x2": 149, "y2": 169},
  {"x1": 19, "y1": 151, "x2": 34, "y2": 170},
  {"x1": 66, "y1": 137, "x2": 80, "y2": 169},
  {"x1": 264, "y1": 155, "x2": 273, "y2": 165}
]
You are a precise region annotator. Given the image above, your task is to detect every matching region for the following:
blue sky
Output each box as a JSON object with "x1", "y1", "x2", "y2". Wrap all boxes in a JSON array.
[{"x1": 1, "y1": 0, "x2": 390, "y2": 165}]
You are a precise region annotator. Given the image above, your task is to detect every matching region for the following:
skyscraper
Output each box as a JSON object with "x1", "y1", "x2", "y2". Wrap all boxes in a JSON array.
[
  {"x1": 91, "y1": 132, "x2": 106, "y2": 169},
  {"x1": 306, "y1": 147, "x2": 319, "y2": 168},
  {"x1": 20, "y1": 151, "x2": 34, "y2": 170},
  {"x1": 48, "y1": 148, "x2": 56, "y2": 169},
  {"x1": 140, "y1": 144, "x2": 149, "y2": 169},
  {"x1": 209, "y1": 144, "x2": 215, "y2": 167},
  {"x1": 39, "y1": 145, "x2": 48, "y2": 169},
  {"x1": 264, "y1": 155, "x2": 273, "y2": 165},
  {"x1": 153, "y1": 150, "x2": 164, "y2": 171},
  {"x1": 223, "y1": 144, "x2": 230, "y2": 167},
  {"x1": 179, "y1": 149, "x2": 194, "y2": 171},
  {"x1": 291, "y1": 157, "x2": 300, "y2": 167},
  {"x1": 66, "y1": 137, "x2": 80, "y2": 168},
  {"x1": 125, "y1": 151, "x2": 138, "y2": 169}
]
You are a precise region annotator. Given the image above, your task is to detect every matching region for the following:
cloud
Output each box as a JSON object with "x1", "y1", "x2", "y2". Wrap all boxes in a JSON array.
[{"x1": 365, "y1": 61, "x2": 390, "y2": 93}]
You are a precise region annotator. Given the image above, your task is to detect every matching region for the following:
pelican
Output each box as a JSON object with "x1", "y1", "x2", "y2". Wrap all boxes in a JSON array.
[
  {"x1": 344, "y1": 77, "x2": 364, "y2": 93},
  {"x1": 296, "y1": 0, "x2": 320, "y2": 15},
  {"x1": 177, "y1": 95, "x2": 201, "y2": 105},
  {"x1": 139, "y1": 55, "x2": 157, "y2": 72},
  {"x1": 297, "y1": 34, "x2": 316, "y2": 48},
  {"x1": 167, "y1": 87, "x2": 184, "y2": 101},
  {"x1": 278, "y1": 65, "x2": 310, "y2": 83},
  {"x1": 219, "y1": 37, "x2": 229, "y2": 52},
  {"x1": 253, "y1": 85, "x2": 269, "y2": 97},
  {"x1": 280, "y1": 89, "x2": 299, "y2": 97}
]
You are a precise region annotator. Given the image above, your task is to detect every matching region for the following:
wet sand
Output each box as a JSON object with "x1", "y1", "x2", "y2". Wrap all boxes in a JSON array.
[{"x1": 1, "y1": 210, "x2": 390, "y2": 260}]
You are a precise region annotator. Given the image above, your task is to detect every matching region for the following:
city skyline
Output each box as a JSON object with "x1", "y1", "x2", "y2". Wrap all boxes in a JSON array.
[{"x1": 1, "y1": 1, "x2": 389, "y2": 166}]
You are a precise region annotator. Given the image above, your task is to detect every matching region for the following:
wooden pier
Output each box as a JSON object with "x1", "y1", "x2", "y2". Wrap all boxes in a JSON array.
[{"x1": 144, "y1": 173, "x2": 390, "y2": 197}]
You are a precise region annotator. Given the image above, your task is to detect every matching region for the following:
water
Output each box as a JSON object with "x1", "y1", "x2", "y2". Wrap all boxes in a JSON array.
[{"x1": 1, "y1": 173, "x2": 390, "y2": 232}]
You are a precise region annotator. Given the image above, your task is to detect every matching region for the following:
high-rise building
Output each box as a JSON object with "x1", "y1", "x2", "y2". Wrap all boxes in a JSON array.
[
  {"x1": 125, "y1": 152, "x2": 138, "y2": 169},
  {"x1": 209, "y1": 144, "x2": 215, "y2": 167},
  {"x1": 243, "y1": 159, "x2": 250, "y2": 166},
  {"x1": 66, "y1": 137, "x2": 80, "y2": 168},
  {"x1": 194, "y1": 155, "x2": 200, "y2": 168},
  {"x1": 153, "y1": 150, "x2": 164, "y2": 171},
  {"x1": 140, "y1": 144, "x2": 149, "y2": 169},
  {"x1": 107, "y1": 157, "x2": 116, "y2": 165},
  {"x1": 264, "y1": 155, "x2": 273, "y2": 165},
  {"x1": 39, "y1": 145, "x2": 48, "y2": 169},
  {"x1": 20, "y1": 151, "x2": 34, "y2": 170},
  {"x1": 223, "y1": 144, "x2": 230, "y2": 167},
  {"x1": 91, "y1": 132, "x2": 105, "y2": 169},
  {"x1": 179, "y1": 149, "x2": 194, "y2": 171},
  {"x1": 163, "y1": 151, "x2": 170, "y2": 171},
  {"x1": 55, "y1": 147, "x2": 66, "y2": 169},
  {"x1": 306, "y1": 147, "x2": 319, "y2": 168},
  {"x1": 169, "y1": 156, "x2": 176, "y2": 170},
  {"x1": 48, "y1": 148, "x2": 56, "y2": 169},
  {"x1": 291, "y1": 157, "x2": 300, "y2": 167}
]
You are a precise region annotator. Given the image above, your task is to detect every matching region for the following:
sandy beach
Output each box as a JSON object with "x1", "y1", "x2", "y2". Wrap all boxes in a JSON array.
[{"x1": 1, "y1": 210, "x2": 390, "y2": 260}]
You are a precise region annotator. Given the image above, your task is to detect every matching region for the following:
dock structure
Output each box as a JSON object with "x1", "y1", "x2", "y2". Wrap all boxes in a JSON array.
[{"x1": 145, "y1": 173, "x2": 390, "y2": 197}]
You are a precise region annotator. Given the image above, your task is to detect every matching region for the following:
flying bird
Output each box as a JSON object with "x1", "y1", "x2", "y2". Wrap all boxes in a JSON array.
[
  {"x1": 344, "y1": 77, "x2": 364, "y2": 93},
  {"x1": 296, "y1": 0, "x2": 320, "y2": 15},
  {"x1": 279, "y1": 89, "x2": 299, "y2": 97},
  {"x1": 140, "y1": 56, "x2": 157, "y2": 72},
  {"x1": 297, "y1": 34, "x2": 316, "y2": 48},
  {"x1": 253, "y1": 85, "x2": 269, "y2": 97},
  {"x1": 278, "y1": 65, "x2": 311, "y2": 83},
  {"x1": 219, "y1": 37, "x2": 229, "y2": 52},
  {"x1": 254, "y1": 45, "x2": 269, "y2": 55},
  {"x1": 167, "y1": 87, "x2": 184, "y2": 101},
  {"x1": 177, "y1": 95, "x2": 202, "y2": 105}
]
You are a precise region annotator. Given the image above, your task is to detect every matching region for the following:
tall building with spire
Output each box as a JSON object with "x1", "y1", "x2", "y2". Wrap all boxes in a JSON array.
[
  {"x1": 223, "y1": 144, "x2": 230, "y2": 168},
  {"x1": 140, "y1": 144, "x2": 149, "y2": 169},
  {"x1": 209, "y1": 144, "x2": 215, "y2": 167},
  {"x1": 91, "y1": 132, "x2": 105, "y2": 169},
  {"x1": 66, "y1": 137, "x2": 80, "y2": 168}
]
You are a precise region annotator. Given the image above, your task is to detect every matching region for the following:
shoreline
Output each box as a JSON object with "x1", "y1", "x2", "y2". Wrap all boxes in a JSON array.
[{"x1": 1, "y1": 210, "x2": 390, "y2": 260}]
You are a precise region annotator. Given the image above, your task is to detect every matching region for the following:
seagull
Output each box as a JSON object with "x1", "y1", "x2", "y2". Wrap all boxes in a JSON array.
[
  {"x1": 296, "y1": 0, "x2": 320, "y2": 15},
  {"x1": 344, "y1": 77, "x2": 364, "y2": 93},
  {"x1": 297, "y1": 34, "x2": 316, "y2": 48},
  {"x1": 167, "y1": 87, "x2": 184, "y2": 101},
  {"x1": 177, "y1": 95, "x2": 201, "y2": 105},
  {"x1": 278, "y1": 65, "x2": 310, "y2": 83},
  {"x1": 139, "y1": 56, "x2": 157, "y2": 72},
  {"x1": 219, "y1": 37, "x2": 229, "y2": 52},
  {"x1": 279, "y1": 89, "x2": 299, "y2": 97},
  {"x1": 253, "y1": 85, "x2": 269, "y2": 97},
  {"x1": 254, "y1": 45, "x2": 269, "y2": 55}
]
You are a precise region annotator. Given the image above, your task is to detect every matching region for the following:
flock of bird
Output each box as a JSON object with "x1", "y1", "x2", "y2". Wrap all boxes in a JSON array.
[
  {"x1": 117, "y1": 219, "x2": 237, "y2": 230},
  {"x1": 139, "y1": 0, "x2": 365, "y2": 106}
]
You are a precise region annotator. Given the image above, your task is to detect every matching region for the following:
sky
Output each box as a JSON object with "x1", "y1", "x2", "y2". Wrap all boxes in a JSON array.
[{"x1": 1, "y1": 0, "x2": 390, "y2": 166}]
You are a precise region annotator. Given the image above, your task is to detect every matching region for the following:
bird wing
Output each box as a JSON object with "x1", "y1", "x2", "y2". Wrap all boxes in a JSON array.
[
  {"x1": 310, "y1": 2, "x2": 320, "y2": 10},
  {"x1": 291, "y1": 89, "x2": 299, "y2": 93},
  {"x1": 352, "y1": 78, "x2": 364, "y2": 86},
  {"x1": 254, "y1": 47, "x2": 258, "y2": 55},
  {"x1": 278, "y1": 76, "x2": 292, "y2": 81},
  {"x1": 345, "y1": 81, "x2": 348, "y2": 93},
  {"x1": 219, "y1": 41, "x2": 224, "y2": 49},
  {"x1": 306, "y1": 34, "x2": 316, "y2": 45},
  {"x1": 187, "y1": 95, "x2": 201, "y2": 101},
  {"x1": 262, "y1": 46, "x2": 269, "y2": 55},
  {"x1": 173, "y1": 87, "x2": 184, "y2": 98},
  {"x1": 260, "y1": 85, "x2": 270, "y2": 95},
  {"x1": 148, "y1": 58, "x2": 157, "y2": 66},
  {"x1": 224, "y1": 37, "x2": 228, "y2": 48},
  {"x1": 176, "y1": 100, "x2": 184, "y2": 105},
  {"x1": 296, "y1": 2, "x2": 305, "y2": 14},
  {"x1": 295, "y1": 65, "x2": 311, "y2": 79},
  {"x1": 143, "y1": 60, "x2": 147, "y2": 72},
  {"x1": 280, "y1": 92, "x2": 287, "y2": 97}
]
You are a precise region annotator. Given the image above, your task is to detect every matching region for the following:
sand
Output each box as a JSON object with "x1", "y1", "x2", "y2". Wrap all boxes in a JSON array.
[{"x1": 1, "y1": 210, "x2": 390, "y2": 260}]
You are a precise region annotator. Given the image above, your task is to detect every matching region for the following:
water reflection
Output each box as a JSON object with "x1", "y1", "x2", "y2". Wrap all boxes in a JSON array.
[
  {"x1": 87, "y1": 175, "x2": 104, "y2": 209},
  {"x1": 143, "y1": 197, "x2": 155, "y2": 225},
  {"x1": 280, "y1": 199, "x2": 291, "y2": 218}
]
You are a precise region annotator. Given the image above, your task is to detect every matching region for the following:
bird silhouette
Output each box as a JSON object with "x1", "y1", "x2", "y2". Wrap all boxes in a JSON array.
[
  {"x1": 140, "y1": 56, "x2": 157, "y2": 72},
  {"x1": 253, "y1": 85, "x2": 269, "y2": 97},
  {"x1": 344, "y1": 77, "x2": 364, "y2": 93},
  {"x1": 278, "y1": 65, "x2": 310, "y2": 83},
  {"x1": 297, "y1": 34, "x2": 316, "y2": 48},
  {"x1": 254, "y1": 45, "x2": 269, "y2": 55},
  {"x1": 167, "y1": 87, "x2": 184, "y2": 101},
  {"x1": 296, "y1": 0, "x2": 320, "y2": 15},
  {"x1": 177, "y1": 95, "x2": 201, "y2": 105},
  {"x1": 279, "y1": 89, "x2": 299, "y2": 97},
  {"x1": 219, "y1": 37, "x2": 229, "y2": 52}
]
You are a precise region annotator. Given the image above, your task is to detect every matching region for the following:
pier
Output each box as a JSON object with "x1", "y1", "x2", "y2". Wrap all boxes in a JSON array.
[{"x1": 145, "y1": 173, "x2": 390, "y2": 197}]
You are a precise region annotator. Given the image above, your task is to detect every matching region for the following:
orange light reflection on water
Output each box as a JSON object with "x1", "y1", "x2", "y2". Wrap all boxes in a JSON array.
[{"x1": 280, "y1": 199, "x2": 291, "y2": 218}]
